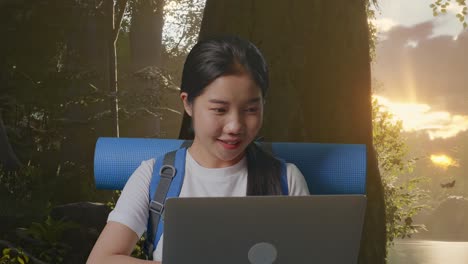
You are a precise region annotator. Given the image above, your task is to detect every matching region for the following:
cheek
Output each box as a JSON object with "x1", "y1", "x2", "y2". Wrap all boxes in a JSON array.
[
  {"x1": 247, "y1": 114, "x2": 263, "y2": 134},
  {"x1": 192, "y1": 111, "x2": 222, "y2": 133}
]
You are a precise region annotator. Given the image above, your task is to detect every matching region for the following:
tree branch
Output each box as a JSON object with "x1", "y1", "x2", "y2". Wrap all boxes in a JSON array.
[{"x1": 113, "y1": 0, "x2": 128, "y2": 42}]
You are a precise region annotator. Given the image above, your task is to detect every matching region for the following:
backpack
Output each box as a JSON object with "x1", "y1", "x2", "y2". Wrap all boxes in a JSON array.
[{"x1": 144, "y1": 143, "x2": 289, "y2": 259}]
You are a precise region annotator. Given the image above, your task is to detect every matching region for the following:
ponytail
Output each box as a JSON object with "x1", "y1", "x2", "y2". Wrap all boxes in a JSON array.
[{"x1": 246, "y1": 143, "x2": 283, "y2": 195}]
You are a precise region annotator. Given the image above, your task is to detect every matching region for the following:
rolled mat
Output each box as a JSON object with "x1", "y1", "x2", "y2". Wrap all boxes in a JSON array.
[{"x1": 94, "y1": 137, "x2": 366, "y2": 194}]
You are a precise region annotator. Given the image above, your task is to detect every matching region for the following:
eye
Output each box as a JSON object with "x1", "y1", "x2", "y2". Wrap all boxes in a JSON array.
[
  {"x1": 245, "y1": 107, "x2": 259, "y2": 113},
  {"x1": 210, "y1": 108, "x2": 226, "y2": 114}
]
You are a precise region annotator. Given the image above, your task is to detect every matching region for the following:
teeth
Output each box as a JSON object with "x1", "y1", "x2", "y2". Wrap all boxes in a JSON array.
[{"x1": 221, "y1": 140, "x2": 238, "y2": 145}]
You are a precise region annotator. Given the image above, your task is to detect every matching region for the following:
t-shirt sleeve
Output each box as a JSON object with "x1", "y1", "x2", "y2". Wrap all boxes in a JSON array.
[
  {"x1": 107, "y1": 159, "x2": 155, "y2": 238},
  {"x1": 153, "y1": 234, "x2": 163, "y2": 261},
  {"x1": 286, "y1": 163, "x2": 310, "y2": 196}
]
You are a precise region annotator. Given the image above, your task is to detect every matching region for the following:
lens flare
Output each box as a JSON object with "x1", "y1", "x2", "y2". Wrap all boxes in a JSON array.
[{"x1": 430, "y1": 154, "x2": 459, "y2": 170}]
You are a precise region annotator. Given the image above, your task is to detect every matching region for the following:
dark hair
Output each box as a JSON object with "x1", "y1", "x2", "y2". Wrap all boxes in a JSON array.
[
  {"x1": 181, "y1": 35, "x2": 269, "y2": 102},
  {"x1": 181, "y1": 35, "x2": 283, "y2": 196}
]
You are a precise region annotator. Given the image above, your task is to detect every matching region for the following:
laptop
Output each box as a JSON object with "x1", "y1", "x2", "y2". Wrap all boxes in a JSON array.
[{"x1": 162, "y1": 195, "x2": 366, "y2": 264}]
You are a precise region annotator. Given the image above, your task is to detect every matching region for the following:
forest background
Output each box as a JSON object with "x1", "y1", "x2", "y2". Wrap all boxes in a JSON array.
[{"x1": 0, "y1": 0, "x2": 466, "y2": 263}]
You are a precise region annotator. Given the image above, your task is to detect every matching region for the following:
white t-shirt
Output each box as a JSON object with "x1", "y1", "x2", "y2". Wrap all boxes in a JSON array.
[{"x1": 108, "y1": 151, "x2": 310, "y2": 261}]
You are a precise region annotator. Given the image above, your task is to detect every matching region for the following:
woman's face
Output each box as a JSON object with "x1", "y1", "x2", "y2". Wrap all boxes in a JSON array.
[{"x1": 181, "y1": 73, "x2": 264, "y2": 168}]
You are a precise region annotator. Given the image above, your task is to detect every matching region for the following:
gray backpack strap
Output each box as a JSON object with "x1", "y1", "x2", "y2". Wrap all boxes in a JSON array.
[
  {"x1": 180, "y1": 140, "x2": 192, "y2": 149},
  {"x1": 147, "y1": 150, "x2": 177, "y2": 258}
]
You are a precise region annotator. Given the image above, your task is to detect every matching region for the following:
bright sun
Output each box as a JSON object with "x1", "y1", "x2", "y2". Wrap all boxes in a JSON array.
[{"x1": 430, "y1": 154, "x2": 459, "y2": 170}]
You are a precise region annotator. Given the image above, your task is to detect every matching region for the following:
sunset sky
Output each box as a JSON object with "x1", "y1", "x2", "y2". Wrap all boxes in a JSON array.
[{"x1": 371, "y1": 0, "x2": 467, "y2": 173}]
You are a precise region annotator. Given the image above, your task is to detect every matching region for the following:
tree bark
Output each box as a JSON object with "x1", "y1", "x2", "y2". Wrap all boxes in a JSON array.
[
  {"x1": 121, "y1": 0, "x2": 165, "y2": 138},
  {"x1": 129, "y1": 0, "x2": 165, "y2": 71},
  {"x1": 182, "y1": 0, "x2": 386, "y2": 263}
]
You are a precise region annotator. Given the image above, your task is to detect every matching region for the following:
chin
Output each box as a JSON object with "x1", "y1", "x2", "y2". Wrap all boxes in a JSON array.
[{"x1": 215, "y1": 150, "x2": 242, "y2": 162}]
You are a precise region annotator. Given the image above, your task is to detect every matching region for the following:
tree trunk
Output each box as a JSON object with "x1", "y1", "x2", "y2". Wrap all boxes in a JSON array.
[
  {"x1": 60, "y1": 0, "x2": 110, "y2": 166},
  {"x1": 121, "y1": 0, "x2": 165, "y2": 138},
  {"x1": 104, "y1": 0, "x2": 119, "y2": 137},
  {"x1": 0, "y1": 113, "x2": 21, "y2": 171},
  {"x1": 105, "y1": 0, "x2": 128, "y2": 137},
  {"x1": 129, "y1": 0, "x2": 165, "y2": 71},
  {"x1": 181, "y1": 0, "x2": 386, "y2": 263},
  {"x1": 58, "y1": 0, "x2": 124, "y2": 176}
]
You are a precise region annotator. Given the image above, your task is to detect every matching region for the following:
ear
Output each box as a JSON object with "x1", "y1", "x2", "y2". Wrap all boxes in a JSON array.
[{"x1": 180, "y1": 92, "x2": 193, "y2": 117}]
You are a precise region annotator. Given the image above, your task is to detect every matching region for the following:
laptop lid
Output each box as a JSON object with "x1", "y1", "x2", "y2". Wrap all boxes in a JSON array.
[{"x1": 162, "y1": 195, "x2": 366, "y2": 264}]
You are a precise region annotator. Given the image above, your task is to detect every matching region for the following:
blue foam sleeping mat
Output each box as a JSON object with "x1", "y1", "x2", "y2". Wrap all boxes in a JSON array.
[{"x1": 94, "y1": 137, "x2": 366, "y2": 195}]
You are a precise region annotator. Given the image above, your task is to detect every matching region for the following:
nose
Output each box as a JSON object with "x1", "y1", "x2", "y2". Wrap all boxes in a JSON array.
[{"x1": 224, "y1": 112, "x2": 244, "y2": 135}]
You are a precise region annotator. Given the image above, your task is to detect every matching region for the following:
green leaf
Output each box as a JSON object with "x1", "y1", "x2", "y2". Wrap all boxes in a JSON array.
[
  {"x1": 2, "y1": 248, "x2": 10, "y2": 256},
  {"x1": 464, "y1": 22, "x2": 467, "y2": 28},
  {"x1": 441, "y1": 8, "x2": 447, "y2": 13}
]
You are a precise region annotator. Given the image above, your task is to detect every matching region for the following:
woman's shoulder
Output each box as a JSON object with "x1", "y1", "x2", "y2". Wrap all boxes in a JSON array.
[
  {"x1": 141, "y1": 158, "x2": 156, "y2": 170},
  {"x1": 140, "y1": 158, "x2": 156, "y2": 168},
  {"x1": 121, "y1": 158, "x2": 157, "y2": 193},
  {"x1": 285, "y1": 162, "x2": 301, "y2": 175},
  {"x1": 285, "y1": 162, "x2": 310, "y2": 195}
]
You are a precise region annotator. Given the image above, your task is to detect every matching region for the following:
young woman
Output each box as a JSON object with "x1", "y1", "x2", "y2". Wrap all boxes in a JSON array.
[{"x1": 87, "y1": 36, "x2": 310, "y2": 263}]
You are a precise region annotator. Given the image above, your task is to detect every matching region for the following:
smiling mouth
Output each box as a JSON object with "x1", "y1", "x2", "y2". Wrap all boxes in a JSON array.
[{"x1": 217, "y1": 139, "x2": 241, "y2": 149}]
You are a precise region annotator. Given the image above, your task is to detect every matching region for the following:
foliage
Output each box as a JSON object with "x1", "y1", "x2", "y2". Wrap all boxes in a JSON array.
[
  {"x1": 163, "y1": 0, "x2": 205, "y2": 57},
  {"x1": 160, "y1": 0, "x2": 205, "y2": 82},
  {"x1": 366, "y1": 1, "x2": 379, "y2": 61},
  {"x1": 0, "y1": 248, "x2": 29, "y2": 264},
  {"x1": 431, "y1": 0, "x2": 467, "y2": 29},
  {"x1": 106, "y1": 190, "x2": 122, "y2": 210},
  {"x1": 372, "y1": 97, "x2": 429, "y2": 247},
  {"x1": 0, "y1": 164, "x2": 43, "y2": 202},
  {"x1": 118, "y1": 66, "x2": 181, "y2": 132},
  {"x1": 0, "y1": 1, "x2": 193, "y2": 237},
  {"x1": 0, "y1": 164, "x2": 53, "y2": 233},
  {"x1": 16, "y1": 216, "x2": 79, "y2": 264},
  {"x1": 0, "y1": 0, "x2": 108, "y2": 205},
  {"x1": 130, "y1": 236, "x2": 148, "y2": 260}
]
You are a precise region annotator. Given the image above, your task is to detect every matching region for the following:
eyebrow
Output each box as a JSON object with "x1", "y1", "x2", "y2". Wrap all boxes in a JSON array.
[
  {"x1": 208, "y1": 97, "x2": 261, "y2": 105},
  {"x1": 208, "y1": 99, "x2": 229, "y2": 105}
]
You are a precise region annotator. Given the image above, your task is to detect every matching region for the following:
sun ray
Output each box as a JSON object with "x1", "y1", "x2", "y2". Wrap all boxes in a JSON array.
[{"x1": 402, "y1": 48, "x2": 417, "y2": 103}]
